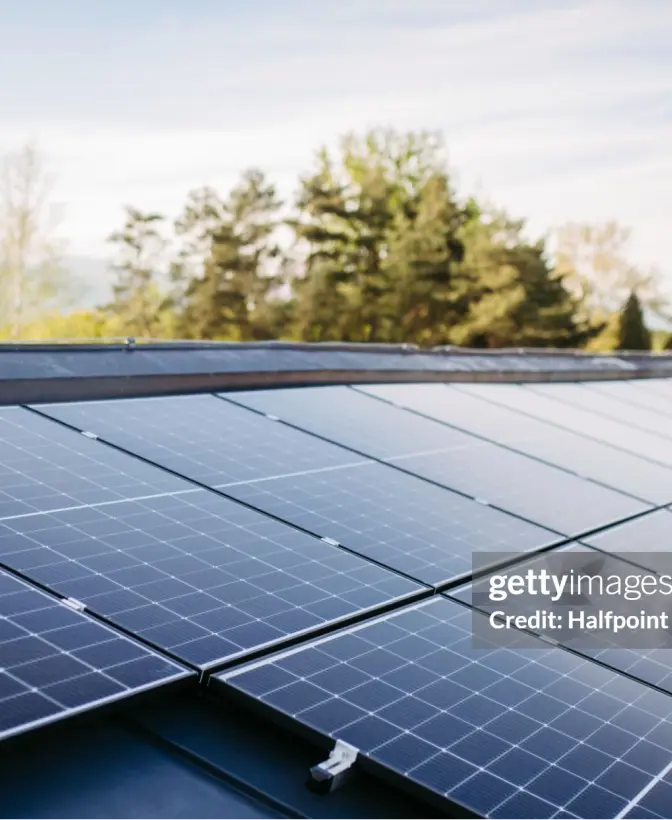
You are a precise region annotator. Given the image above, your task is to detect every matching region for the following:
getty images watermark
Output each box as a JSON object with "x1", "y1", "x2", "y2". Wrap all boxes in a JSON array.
[{"x1": 467, "y1": 549, "x2": 672, "y2": 649}]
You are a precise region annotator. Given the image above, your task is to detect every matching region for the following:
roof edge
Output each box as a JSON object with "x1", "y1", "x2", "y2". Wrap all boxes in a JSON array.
[{"x1": 0, "y1": 342, "x2": 670, "y2": 405}]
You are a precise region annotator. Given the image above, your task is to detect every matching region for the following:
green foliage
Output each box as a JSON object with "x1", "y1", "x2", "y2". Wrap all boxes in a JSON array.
[
  {"x1": 1, "y1": 129, "x2": 660, "y2": 351},
  {"x1": 105, "y1": 208, "x2": 169, "y2": 337},
  {"x1": 290, "y1": 130, "x2": 468, "y2": 343},
  {"x1": 451, "y1": 210, "x2": 600, "y2": 348},
  {"x1": 617, "y1": 291, "x2": 651, "y2": 350},
  {"x1": 585, "y1": 313, "x2": 620, "y2": 351},
  {"x1": 172, "y1": 171, "x2": 282, "y2": 340},
  {"x1": 0, "y1": 309, "x2": 114, "y2": 341}
]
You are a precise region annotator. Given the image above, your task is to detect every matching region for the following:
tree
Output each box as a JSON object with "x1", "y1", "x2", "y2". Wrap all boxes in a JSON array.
[
  {"x1": 105, "y1": 208, "x2": 169, "y2": 337},
  {"x1": 290, "y1": 129, "x2": 467, "y2": 343},
  {"x1": 553, "y1": 221, "x2": 668, "y2": 323},
  {"x1": 617, "y1": 290, "x2": 651, "y2": 351},
  {"x1": 174, "y1": 171, "x2": 283, "y2": 340},
  {"x1": 452, "y1": 208, "x2": 597, "y2": 348},
  {"x1": 0, "y1": 143, "x2": 71, "y2": 338}
]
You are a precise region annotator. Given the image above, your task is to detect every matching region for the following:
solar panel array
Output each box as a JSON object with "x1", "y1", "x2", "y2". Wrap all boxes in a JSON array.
[
  {"x1": 0, "y1": 406, "x2": 186, "y2": 519},
  {"x1": 0, "y1": 567, "x2": 188, "y2": 742},
  {"x1": 358, "y1": 383, "x2": 672, "y2": 504},
  {"x1": 34, "y1": 395, "x2": 561, "y2": 587},
  {"x1": 226, "y1": 387, "x2": 650, "y2": 535},
  {"x1": 0, "y1": 489, "x2": 424, "y2": 668},
  {"x1": 36, "y1": 395, "x2": 363, "y2": 487},
  {"x1": 219, "y1": 597, "x2": 672, "y2": 819},
  {"x1": 0, "y1": 375, "x2": 667, "y2": 818}
]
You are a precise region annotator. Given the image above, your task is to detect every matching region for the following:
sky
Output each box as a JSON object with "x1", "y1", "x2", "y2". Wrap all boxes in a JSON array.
[{"x1": 0, "y1": 0, "x2": 670, "y2": 283}]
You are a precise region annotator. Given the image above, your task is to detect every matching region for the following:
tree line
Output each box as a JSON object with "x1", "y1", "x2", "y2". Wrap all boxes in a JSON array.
[{"x1": 0, "y1": 132, "x2": 669, "y2": 350}]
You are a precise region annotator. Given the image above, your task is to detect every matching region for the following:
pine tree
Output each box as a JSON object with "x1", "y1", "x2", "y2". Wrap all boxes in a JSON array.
[
  {"x1": 291, "y1": 129, "x2": 467, "y2": 343},
  {"x1": 451, "y1": 209, "x2": 598, "y2": 348},
  {"x1": 617, "y1": 290, "x2": 651, "y2": 350},
  {"x1": 174, "y1": 171, "x2": 282, "y2": 340}
]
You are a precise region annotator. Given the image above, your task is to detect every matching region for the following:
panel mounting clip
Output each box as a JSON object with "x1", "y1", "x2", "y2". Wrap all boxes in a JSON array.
[
  {"x1": 308, "y1": 740, "x2": 359, "y2": 793},
  {"x1": 62, "y1": 597, "x2": 87, "y2": 612}
]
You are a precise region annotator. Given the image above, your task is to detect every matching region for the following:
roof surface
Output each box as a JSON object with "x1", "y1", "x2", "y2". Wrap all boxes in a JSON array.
[{"x1": 1, "y1": 344, "x2": 672, "y2": 819}]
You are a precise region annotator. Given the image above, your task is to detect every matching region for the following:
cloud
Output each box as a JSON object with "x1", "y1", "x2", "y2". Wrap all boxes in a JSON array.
[{"x1": 0, "y1": 0, "x2": 668, "y2": 279}]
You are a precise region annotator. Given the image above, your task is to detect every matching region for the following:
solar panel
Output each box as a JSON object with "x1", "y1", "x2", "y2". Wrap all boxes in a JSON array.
[
  {"x1": 33, "y1": 395, "x2": 365, "y2": 487},
  {"x1": 582, "y1": 509, "x2": 672, "y2": 574},
  {"x1": 584, "y1": 381, "x2": 672, "y2": 419},
  {"x1": 454, "y1": 383, "x2": 672, "y2": 468},
  {"x1": 0, "y1": 567, "x2": 189, "y2": 742},
  {"x1": 635, "y1": 379, "x2": 672, "y2": 400},
  {"x1": 227, "y1": 387, "x2": 646, "y2": 536},
  {"x1": 217, "y1": 596, "x2": 672, "y2": 819},
  {"x1": 226, "y1": 386, "x2": 469, "y2": 459},
  {"x1": 451, "y1": 544, "x2": 672, "y2": 695},
  {"x1": 528, "y1": 383, "x2": 672, "y2": 441},
  {"x1": 0, "y1": 489, "x2": 424, "y2": 669},
  {"x1": 221, "y1": 461, "x2": 558, "y2": 587},
  {"x1": 0, "y1": 406, "x2": 188, "y2": 519},
  {"x1": 359, "y1": 384, "x2": 672, "y2": 505}
]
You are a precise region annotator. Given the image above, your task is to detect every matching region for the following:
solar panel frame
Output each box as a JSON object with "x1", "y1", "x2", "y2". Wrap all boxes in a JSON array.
[
  {"x1": 225, "y1": 387, "x2": 646, "y2": 538},
  {"x1": 216, "y1": 596, "x2": 672, "y2": 819},
  {"x1": 0, "y1": 567, "x2": 191, "y2": 743},
  {"x1": 0, "y1": 488, "x2": 427, "y2": 670},
  {"x1": 358, "y1": 383, "x2": 672, "y2": 505},
  {"x1": 0, "y1": 406, "x2": 190, "y2": 520}
]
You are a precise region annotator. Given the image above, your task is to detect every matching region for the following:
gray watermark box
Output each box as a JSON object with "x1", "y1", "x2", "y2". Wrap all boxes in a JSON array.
[{"x1": 465, "y1": 548, "x2": 672, "y2": 649}]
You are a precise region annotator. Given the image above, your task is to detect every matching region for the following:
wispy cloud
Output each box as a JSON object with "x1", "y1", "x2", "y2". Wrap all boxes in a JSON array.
[{"x1": 0, "y1": 0, "x2": 669, "y2": 276}]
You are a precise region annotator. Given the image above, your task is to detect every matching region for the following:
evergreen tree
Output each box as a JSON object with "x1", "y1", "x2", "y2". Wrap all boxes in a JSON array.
[
  {"x1": 617, "y1": 290, "x2": 651, "y2": 350},
  {"x1": 452, "y1": 209, "x2": 598, "y2": 348},
  {"x1": 105, "y1": 208, "x2": 168, "y2": 337},
  {"x1": 174, "y1": 171, "x2": 282, "y2": 340},
  {"x1": 291, "y1": 129, "x2": 467, "y2": 343}
]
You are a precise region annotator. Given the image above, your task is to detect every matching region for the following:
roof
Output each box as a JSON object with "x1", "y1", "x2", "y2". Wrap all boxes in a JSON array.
[{"x1": 1, "y1": 342, "x2": 672, "y2": 819}]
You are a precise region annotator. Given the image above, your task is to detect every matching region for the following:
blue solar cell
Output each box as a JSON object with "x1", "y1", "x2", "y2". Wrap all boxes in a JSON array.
[
  {"x1": 221, "y1": 460, "x2": 557, "y2": 587},
  {"x1": 218, "y1": 597, "x2": 672, "y2": 819},
  {"x1": 0, "y1": 489, "x2": 424, "y2": 669},
  {"x1": 34, "y1": 394, "x2": 362, "y2": 486},
  {"x1": 0, "y1": 568, "x2": 189, "y2": 742},
  {"x1": 359, "y1": 384, "x2": 672, "y2": 504},
  {"x1": 0, "y1": 407, "x2": 187, "y2": 519},
  {"x1": 226, "y1": 387, "x2": 647, "y2": 536}
]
